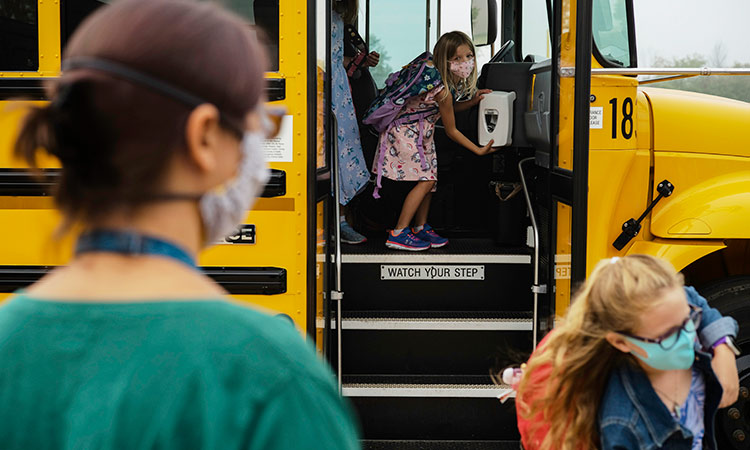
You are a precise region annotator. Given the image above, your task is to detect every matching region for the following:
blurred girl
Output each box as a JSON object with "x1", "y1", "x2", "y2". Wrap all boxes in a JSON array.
[{"x1": 516, "y1": 255, "x2": 739, "y2": 450}]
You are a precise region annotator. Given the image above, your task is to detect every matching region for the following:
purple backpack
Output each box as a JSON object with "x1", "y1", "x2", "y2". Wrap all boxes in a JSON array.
[
  {"x1": 363, "y1": 52, "x2": 442, "y2": 198},
  {"x1": 363, "y1": 52, "x2": 442, "y2": 132}
]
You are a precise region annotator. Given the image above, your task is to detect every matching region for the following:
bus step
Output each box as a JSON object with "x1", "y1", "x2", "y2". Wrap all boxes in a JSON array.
[
  {"x1": 340, "y1": 238, "x2": 530, "y2": 265},
  {"x1": 342, "y1": 375, "x2": 513, "y2": 399},
  {"x1": 327, "y1": 310, "x2": 532, "y2": 331},
  {"x1": 362, "y1": 440, "x2": 521, "y2": 450}
]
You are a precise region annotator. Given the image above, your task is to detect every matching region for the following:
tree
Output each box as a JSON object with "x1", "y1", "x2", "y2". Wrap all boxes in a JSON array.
[
  {"x1": 648, "y1": 51, "x2": 750, "y2": 103},
  {"x1": 368, "y1": 35, "x2": 394, "y2": 88}
]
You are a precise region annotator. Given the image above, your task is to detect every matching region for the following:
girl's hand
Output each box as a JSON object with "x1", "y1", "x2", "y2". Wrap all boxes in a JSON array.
[
  {"x1": 473, "y1": 89, "x2": 492, "y2": 106},
  {"x1": 366, "y1": 51, "x2": 380, "y2": 67},
  {"x1": 713, "y1": 344, "x2": 740, "y2": 408},
  {"x1": 474, "y1": 140, "x2": 497, "y2": 155}
]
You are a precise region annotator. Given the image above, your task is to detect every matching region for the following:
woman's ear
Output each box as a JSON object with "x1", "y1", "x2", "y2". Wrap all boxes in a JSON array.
[
  {"x1": 185, "y1": 104, "x2": 222, "y2": 173},
  {"x1": 605, "y1": 332, "x2": 634, "y2": 354}
]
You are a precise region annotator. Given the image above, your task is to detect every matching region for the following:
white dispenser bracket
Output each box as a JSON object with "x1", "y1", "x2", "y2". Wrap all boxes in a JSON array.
[{"x1": 478, "y1": 91, "x2": 516, "y2": 147}]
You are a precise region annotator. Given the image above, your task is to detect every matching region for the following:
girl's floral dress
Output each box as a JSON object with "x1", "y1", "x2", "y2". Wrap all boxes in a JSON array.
[
  {"x1": 331, "y1": 11, "x2": 369, "y2": 205},
  {"x1": 372, "y1": 85, "x2": 444, "y2": 189}
]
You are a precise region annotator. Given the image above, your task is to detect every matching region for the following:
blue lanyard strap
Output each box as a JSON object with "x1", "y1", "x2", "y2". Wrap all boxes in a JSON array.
[{"x1": 75, "y1": 229, "x2": 197, "y2": 269}]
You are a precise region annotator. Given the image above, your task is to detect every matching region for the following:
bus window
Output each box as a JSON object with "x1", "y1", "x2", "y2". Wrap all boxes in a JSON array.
[
  {"x1": 521, "y1": 0, "x2": 551, "y2": 60},
  {"x1": 368, "y1": 0, "x2": 428, "y2": 87},
  {"x1": 592, "y1": 0, "x2": 634, "y2": 67},
  {"x1": 441, "y1": 1, "x2": 494, "y2": 72},
  {"x1": 222, "y1": 0, "x2": 280, "y2": 72},
  {"x1": 0, "y1": 0, "x2": 39, "y2": 71}
]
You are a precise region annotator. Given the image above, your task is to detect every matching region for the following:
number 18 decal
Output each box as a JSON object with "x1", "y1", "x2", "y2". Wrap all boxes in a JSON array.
[{"x1": 609, "y1": 97, "x2": 634, "y2": 139}]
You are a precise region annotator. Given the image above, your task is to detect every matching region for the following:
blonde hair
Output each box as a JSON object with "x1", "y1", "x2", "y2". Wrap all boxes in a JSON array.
[
  {"x1": 516, "y1": 254, "x2": 684, "y2": 450},
  {"x1": 433, "y1": 31, "x2": 478, "y2": 102}
]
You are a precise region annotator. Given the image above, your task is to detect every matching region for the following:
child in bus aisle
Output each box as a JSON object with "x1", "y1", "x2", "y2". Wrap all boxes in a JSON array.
[
  {"x1": 376, "y1": 31, "x2": 496, "y2": 251},
  {"x1": 514, "y1": 255, "x2": 740, "y2": 450},
  {"x1": 332, "y1": 0, "x2": 370, "y2": 244}
]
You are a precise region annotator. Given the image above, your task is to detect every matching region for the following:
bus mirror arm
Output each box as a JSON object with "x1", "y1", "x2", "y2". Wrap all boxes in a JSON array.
[{"x1": 612, "y1": 180, "x2": 674, "y2": 251}]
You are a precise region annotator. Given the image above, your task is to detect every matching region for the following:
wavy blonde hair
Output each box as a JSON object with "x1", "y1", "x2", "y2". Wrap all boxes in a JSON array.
[
  {"x1": 433, "y1": 31, "x2": 478, "y2": 102},
  {"x1": 516, "y1": 254, "x2": 684, "y2": 450}
]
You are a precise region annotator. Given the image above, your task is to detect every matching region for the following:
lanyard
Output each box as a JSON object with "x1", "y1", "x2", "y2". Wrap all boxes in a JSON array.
[{"x1": 75, "y1": 229, "x2": 197, "y2": 269}]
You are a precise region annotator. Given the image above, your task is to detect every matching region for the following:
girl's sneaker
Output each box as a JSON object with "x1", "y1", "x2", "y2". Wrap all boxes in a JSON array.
[
  {"x1": 386, "y1": 229, "x2": 430, "y2": 251},
  {"x1": 412, "y1": 223, "x2": 448, "y2": 248},
  {"x1": 340, "y1": 221, "x2": 367, "y2": 244}
]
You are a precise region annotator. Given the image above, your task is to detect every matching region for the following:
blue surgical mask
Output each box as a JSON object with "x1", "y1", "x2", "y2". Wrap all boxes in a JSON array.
[{"x1": 624, "y1": 320, "x2": 697, "y2": 371}]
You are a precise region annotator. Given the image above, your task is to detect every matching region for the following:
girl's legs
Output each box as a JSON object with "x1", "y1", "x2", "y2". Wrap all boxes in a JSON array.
[
  {"x1": 413, "y1": 192, "x2": 432, "y2": 228},
  {"x1": 410, "y1": 190, "x2": 448, "y2": 247},
  {"x1": 395, "y1": 181, "x2": 435, "y2": 231},
  {"x1": 340, "y1": 204, "x2": 367, "y2": 244}
]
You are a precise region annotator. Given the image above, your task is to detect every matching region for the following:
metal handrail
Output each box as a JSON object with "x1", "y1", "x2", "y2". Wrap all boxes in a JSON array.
[
  {"x1": 518, "y1": 157, "x2": 541, "y2": 349},
  {"x1": 330, "y1": 114, "x2": 344, "y2": 394},
  {"x1": 591, "y1": 67, "x2": 750, "y2": 76}
]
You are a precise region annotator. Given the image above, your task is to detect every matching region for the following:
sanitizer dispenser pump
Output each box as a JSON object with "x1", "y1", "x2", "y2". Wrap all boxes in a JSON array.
[{"x1": 478, "y1": 91, "x2": 516, "y2": 147}]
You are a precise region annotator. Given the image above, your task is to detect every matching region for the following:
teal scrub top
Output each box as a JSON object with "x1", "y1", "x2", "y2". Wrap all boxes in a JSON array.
[{"x1": 0, "y1": 295, "x2": 360, "y2": 450}]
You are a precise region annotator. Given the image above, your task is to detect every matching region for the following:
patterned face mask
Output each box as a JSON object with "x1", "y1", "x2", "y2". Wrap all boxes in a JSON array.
[{"x1": 449, "y1": 58, "x2": 474, "y2": 79}]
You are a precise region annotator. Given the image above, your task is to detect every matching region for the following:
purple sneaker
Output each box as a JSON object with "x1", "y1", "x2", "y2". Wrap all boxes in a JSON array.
[
  {"x1": 386, "y1": 229, "x2": 430, "y2": 251},
  {"x1": 412, "y1": 224, "x2": 448, "y2": 248}
]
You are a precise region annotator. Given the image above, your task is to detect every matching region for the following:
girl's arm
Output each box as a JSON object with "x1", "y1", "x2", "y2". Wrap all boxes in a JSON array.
[
  {"x1": 453, "y1": 89, "x2": 491, "y2": 113},
  {"x1": 685, "y1": 286, "x2": 740, "y2": 408},
  {"x1": 437, "y1": 91, "x2": 496, "y2": 156}
]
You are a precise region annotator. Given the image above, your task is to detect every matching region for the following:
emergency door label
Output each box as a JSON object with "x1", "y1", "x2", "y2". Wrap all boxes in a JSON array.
[
  {"x1": 380, "y1": 265, "x2": 485, "y2": 280},
  {"x1": 224, "y1": 224, "x2": 256, "y2": 244},
  {"x1": 262, "y1": 115, "x2": 293, "y2": 162},
  {"x1": 554, "y1": 254, "x2": 571, "y2": 279},
  {"x1": 589, "y1": 107, "x2": 603, "y2": 129}
]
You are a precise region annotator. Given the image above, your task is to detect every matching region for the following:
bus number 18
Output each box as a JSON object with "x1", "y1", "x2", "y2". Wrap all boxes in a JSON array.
[{"x1": 609, "y1": 97, "x2": 634, "y2": 140}]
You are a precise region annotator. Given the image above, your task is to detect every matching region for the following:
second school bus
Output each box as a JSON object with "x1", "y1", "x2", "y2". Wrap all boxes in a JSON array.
[{"x1": 2, "y1": 0, "x2": 750, "y2": 446}]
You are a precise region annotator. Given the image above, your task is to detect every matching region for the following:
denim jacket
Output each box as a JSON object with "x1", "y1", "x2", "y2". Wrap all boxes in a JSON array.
[{"x1": 598, "y1": 286, "x2": 739, "y2": 450}]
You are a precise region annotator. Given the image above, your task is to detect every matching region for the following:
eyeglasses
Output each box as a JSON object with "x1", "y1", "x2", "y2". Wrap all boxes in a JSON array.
[{"x1": 619, "y1": 304, "x2": 702, "y2": 350}]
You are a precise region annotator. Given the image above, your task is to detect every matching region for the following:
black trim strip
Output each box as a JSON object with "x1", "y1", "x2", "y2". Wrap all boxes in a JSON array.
[
  {"x1": 306, "y1": 0, "x2": 319, "y2": 339},
  {"x1": 262, "y1": 169, "x2": 286, "y2": 197},
  {"x1": 0, "y1": 78, "x2": 287, "y2": 102},
  {"x1": 0, "y1": 78, "x2": 47, "y2": 100},
  {"x1": 571, "y1": 0, "x2": 593, "y2": 285},
  {"x1": 550, "y1": 168, "x2": 573, "y2": 204},
  {"x1": 0, "y1": 265, "x2": 286, "y2": 295},
  {"x1": 265, "y1": 78, "x2": 286, "y2": 102},
  {"x1": 0, "y1": 168, "x2": 287, "y2": 198},
  {"x1": 203, "y1": 266, "x2": 286, "y2": 295}
]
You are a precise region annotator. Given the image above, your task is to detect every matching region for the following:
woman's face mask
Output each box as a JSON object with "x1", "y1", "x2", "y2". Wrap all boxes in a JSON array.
[{"x1": 199, "y1": 131, "x2": 269, "y2": 245}]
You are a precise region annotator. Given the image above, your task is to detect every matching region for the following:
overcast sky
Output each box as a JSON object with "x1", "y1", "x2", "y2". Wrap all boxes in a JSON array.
[
  {"x1": 633, "y1": 0, "x2": 750, "y2": 66},
  {"x1": 317, "y1": 0, "x2": 750, "y2": 81}
]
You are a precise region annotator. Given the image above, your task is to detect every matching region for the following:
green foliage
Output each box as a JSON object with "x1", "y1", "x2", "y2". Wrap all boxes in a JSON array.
[
  {"x1": 368, "y1": 35, "x2": 394, "y2": 88},
  {"x1": 648, "y1": 53, "x2": 750, "y2": 103}
]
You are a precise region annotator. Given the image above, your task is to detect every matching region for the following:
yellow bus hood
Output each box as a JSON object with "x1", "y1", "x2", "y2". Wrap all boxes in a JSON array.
[{"x1": 642, "y1": 87, "x2": 750, "y2": 157}]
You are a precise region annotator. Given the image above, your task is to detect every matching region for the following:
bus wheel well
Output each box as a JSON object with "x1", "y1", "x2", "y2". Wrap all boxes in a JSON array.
[{"x1": 682, "y1": 240, "x2": 750, "y2": 289}]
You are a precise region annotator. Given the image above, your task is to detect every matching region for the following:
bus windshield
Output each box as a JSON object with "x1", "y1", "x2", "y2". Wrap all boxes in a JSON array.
[{"x1": 592, "y1": 0, "x2": 633, "y2": 67}]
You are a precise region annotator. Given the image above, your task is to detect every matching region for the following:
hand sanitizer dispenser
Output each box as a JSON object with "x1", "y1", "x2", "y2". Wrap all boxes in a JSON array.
[{"x1": 478, "y1": 91, "x2": 516, "y2": 147}]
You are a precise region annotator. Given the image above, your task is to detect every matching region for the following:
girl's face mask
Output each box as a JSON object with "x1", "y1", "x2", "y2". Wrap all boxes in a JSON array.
[
  {"x1": 449, "y1": 58, "x2": 474, "y2": 79},
  {"x1": 621, "y1": 305, "x2": 701, "y2": 371}
]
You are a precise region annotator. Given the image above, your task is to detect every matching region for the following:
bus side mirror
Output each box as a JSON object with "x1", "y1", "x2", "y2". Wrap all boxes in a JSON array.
[{"x1": 471, "y1": 0, "x2": 498, "y2": 47}]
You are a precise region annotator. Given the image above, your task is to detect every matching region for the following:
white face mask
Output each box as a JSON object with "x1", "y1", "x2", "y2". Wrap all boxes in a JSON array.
[{"x1": 199, "y1": 131, "x2": 269, "y2": 245}]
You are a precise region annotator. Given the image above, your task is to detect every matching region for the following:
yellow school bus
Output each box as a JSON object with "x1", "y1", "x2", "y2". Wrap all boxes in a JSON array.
[
  {"x1": 0, "y1": 0, "x2": 322, "y2": 339},
  {"x1": 3, "y1": 0, "x2": 750, "y2": 447}
]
